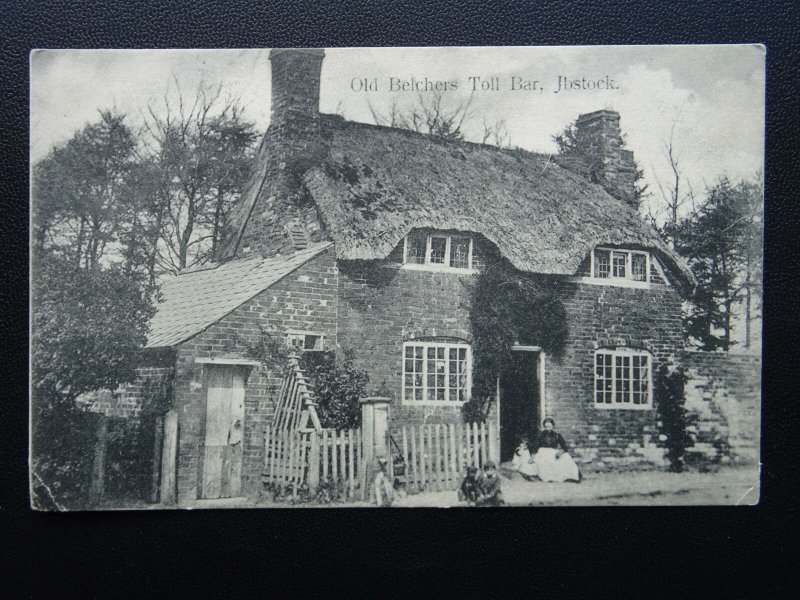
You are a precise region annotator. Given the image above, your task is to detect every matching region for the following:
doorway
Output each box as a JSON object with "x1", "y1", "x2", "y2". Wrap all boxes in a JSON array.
[
  {"x1": 499, "y1": 351, "x2": 540, "y2": 462},
  {"x1": 201, "y1": 365, "x2": 245, "y2": 499}
]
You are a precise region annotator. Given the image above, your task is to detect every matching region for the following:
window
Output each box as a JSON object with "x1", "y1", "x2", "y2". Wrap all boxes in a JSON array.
[
  {"x1": 591, "y1": 248, "x2": 650, "y2": 284},
  {"x1": 286, "y1": 330, "x2": 324, "y2": 352},
  {"x1": 594, "y1": 348, "x2": 652, "y2": 408},
  {"x1": 403, "y1": 231, "x2": 474, "y2": 271},
  {"x1": 403, "y1": 341, "x2": 471, "y2": 404}
]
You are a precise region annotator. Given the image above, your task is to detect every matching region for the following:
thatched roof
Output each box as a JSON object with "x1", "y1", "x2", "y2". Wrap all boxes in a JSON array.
[
  {"x1": 146, "y1": 242, "x2": 332, "y2": 348},
  {"x1": 303, "y1": 116, "x2": 693, "y2": 290}
]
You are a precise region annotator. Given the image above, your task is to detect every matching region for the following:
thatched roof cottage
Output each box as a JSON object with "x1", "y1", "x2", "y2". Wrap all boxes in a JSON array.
[{"x1": 141, "y1": 49, "x2": 695, "y2": 503}]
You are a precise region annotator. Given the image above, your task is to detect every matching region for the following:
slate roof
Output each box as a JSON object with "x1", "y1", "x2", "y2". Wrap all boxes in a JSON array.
[
  {"x1": 146, "y1": 242, "x2": 333, "y2": 348},
  {"x1": 302, "y1": 116, "x2": 694, "y2": 291}
]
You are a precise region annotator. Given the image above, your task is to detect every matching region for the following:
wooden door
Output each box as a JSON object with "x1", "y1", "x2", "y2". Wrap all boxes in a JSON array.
[{"x1": 201, "y1": 365, "x2": 245, "y2": 499}]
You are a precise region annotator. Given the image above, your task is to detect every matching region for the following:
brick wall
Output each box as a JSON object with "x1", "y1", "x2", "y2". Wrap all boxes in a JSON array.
[
  {"x1": 80, "y1": 351, "x2": 175, "y2": 419},
  {"x1": 549, "y1": 280, "x2": 684, "y2": 471},
  {"x1": 336, "y1": 258, "x2": 685, "y2": 474},
  {"x1": 232, "y1": 49, "x2": 328, "y2": 261},
  {"x1": 681, "y1": 350, "x2": 761, "y2": 465},
  {"x1": 336, "y1": 261, "x2": 473, "y2": 432},
  {"x1": 171, "y1": 248, "x2": 338, "y2": 502}
]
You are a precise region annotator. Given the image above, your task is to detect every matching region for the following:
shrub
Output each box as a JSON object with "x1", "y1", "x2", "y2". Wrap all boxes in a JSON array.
[
  {"x1": 302, "y1": 350, "x2": 368, "y2": 431},
  {"x1": 655, "y1": 364, "x2": 696, "y2": 472}
]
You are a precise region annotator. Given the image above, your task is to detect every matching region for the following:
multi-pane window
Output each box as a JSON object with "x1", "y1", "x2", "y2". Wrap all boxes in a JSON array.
[
  {"x1": 592, "y1": 248, "x2": 650, "y2": 284},
  {"x1": 403, "y1": 342, "x2": 471, "y2": 403},
  {"x1": 405, "y1": 232, "x2": 427, "y2": 264},
  {"x1": 594, "y1": 349, "x2": 652, "y2": 408},
  {"x1": 403, "y1": 232, "x2": 474, "y2": 271}
]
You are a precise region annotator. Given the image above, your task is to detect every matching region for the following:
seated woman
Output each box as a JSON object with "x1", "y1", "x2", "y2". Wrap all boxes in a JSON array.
[{"x1": 528, "y1": 418, "x2": 582, "y2": 483}]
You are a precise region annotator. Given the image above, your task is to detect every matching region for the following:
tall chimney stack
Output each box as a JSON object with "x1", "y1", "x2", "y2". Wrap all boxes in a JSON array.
[
  {"x1": 268, "y1": 48, "x2": 326, "y2": 174},
  {"x1": 573, "y1": 110, "x2": 639, "y2": 209},
  {"x1": 217, "y1": 48, "x2": 327, "y2": 261}
]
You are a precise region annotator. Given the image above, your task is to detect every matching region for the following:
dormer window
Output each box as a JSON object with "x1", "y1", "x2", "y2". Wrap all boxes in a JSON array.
[
  {"x1": 591, "y1": 248, "x2": 650, "y2": 283},
  {"x1": 403, "y1": 231, "x2": 474, "y2": 272}
]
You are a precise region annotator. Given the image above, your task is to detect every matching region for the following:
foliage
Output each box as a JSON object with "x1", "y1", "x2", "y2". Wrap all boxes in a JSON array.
[
  {"x1": 302, "y1": 350, "x2": 368, "y2": 431},
  {"x1": 553, "y1": 121, "x2": 647, "y2": 210},
  {"x1": 655, "y1": 364, "x2": 696, "y2": 472},
  {"x1": 245, "y1": 325, "x2": 291, "y2": 371},
  {"x1": 32, "y1": 253, "x2": 156, "y2": 406},
  {"x1": 469, "y1": 256, "x2": 568, "y2": 400},
  {"x1": 140, "y1": 83, "x2": 258, "y2": 273},
  {"x1": 30, "y1": 401, "x2": 101, "y2": 510},
  {"x1": 31, "y1": 251, "x2": 156, "y2": 508},
  {"x1": 32, "y1": 110, "x2": 139, "y2": 269},
  {"x1": 673, "y1": 177, "x2": 763, "y2": 350},
  {"x1": 460, "y1": 396, "x2": 491, "y2": 424}
]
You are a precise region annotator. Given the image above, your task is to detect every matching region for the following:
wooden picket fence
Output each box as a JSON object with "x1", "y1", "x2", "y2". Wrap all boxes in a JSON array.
[
  {"x1": 263, "y1": 425, "x2": 363, "y2": 500},
  {"x1": 390, "y1": 422, "x2": 496, "y2": 493}
]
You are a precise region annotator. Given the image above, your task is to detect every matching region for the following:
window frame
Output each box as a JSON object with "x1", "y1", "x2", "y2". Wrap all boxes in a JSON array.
[
  {"x1": 401, "y1": 340, "x2": 472, "y2": 406},
  {"x1": 589, "y1": 247, "x2": 651, "y2": 286},
  {"x1": 593, "y1": 347, "x2": 653, "y2": 410},
  {"x1": 286, "y1": 330, "x2": 325, "y2": 352},
  {"x1": 402, "y1": 232, "x2": 475, "y2": 273}
]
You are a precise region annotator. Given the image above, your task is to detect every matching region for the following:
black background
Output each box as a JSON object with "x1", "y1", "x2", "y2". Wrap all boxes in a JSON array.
[{"x1": 2, "y1": 1, "x2": 798, "y2": 596}]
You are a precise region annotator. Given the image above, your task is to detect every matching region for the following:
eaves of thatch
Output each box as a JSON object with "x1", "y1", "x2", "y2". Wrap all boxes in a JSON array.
[{"x1": 303, "y1": 116, "x2": 694, "y2": 292}]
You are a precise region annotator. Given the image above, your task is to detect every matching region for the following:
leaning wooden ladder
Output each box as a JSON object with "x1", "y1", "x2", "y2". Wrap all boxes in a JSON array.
[{"x1": 263, "y1": 355, "x2": 323, "y2": 499}]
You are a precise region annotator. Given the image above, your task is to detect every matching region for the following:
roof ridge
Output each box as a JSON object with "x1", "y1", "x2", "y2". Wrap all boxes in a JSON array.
[{"x1": 320, "y1": 112, "x2": 553, "y2": 160}]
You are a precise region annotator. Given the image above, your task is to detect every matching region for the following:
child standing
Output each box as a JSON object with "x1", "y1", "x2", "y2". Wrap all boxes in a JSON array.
[{"x1": 373, "y1": 455, "x2": 394, "y2": 507}]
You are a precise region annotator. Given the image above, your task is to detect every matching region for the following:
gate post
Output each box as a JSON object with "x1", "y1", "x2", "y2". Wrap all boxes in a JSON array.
[
  {"x1": 90, "y1": 415, "x2": 108, "y2": 503},
  {"x1": 360, "y1": 397, "x2": 390, "y2": 502},
  {"x1": 160, "y1": 410, "x2": 178, "y2": 505}
]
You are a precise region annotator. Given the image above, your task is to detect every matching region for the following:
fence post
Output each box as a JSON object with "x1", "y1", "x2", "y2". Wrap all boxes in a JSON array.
[
  {"x1": 359, "y1": 396, "x2": 390, "y2": 502},
  {"x1": 308, "y1": 432, "x2": 320, "y2": 495},
  {"x1": 90, "y1": 416, "x2": 108, "y2": 503},
  {"x1": 160, "y1": 410, "x2": 178, "y2": 505}
]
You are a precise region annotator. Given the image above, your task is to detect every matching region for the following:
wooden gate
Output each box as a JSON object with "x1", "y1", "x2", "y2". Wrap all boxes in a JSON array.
[
  {"x1": 262, "y1": 356, "x2": 363, "y2": 500},
  {"x1": 201, "y1": 365, "x2": 245, "y2": 499}
]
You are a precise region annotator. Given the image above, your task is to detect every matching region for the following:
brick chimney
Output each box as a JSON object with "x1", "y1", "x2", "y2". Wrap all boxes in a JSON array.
[
  {"x1": 268, "y1": 48, "x2": 326, "y2": 174},
  {"x1": 573, "y1": 110, "x2": 639, "y2": 209},
  {"x1": 223, "y1": 48, "x2": 328, "y2": 260}
]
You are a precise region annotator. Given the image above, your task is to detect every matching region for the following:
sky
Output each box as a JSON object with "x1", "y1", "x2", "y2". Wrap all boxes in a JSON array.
[{"x1": 31, "y1": 45, "x2": 765, "y2": 224}]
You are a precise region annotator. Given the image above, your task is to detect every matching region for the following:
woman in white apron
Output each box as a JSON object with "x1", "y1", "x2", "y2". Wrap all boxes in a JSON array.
[{"x1": 522, "y1": 418, "x2": 582, "y2": 482}]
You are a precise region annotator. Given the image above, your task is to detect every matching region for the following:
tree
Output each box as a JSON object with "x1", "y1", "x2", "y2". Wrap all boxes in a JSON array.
[
  {"x1": 369, "y1": 91, "x2": 476, "y2": 142},
  {"x1": 553, "y1": 121, "x2": 648, "y2": 210},
  {"x1": 31, "y1": 252, "x2": 157, "y2": 507},
  {"x1": 140, "y1": 83, "x2": 258, "y2": 274},
  {"x1": 32, "y1": 111, "x2": 138, "y2": 269},
  {"x1": 674, "y1": 177, "x2": 763, "y2": 350},
  {"x1": 648, "y1": 125, "x2": 697, "y2": 249}
]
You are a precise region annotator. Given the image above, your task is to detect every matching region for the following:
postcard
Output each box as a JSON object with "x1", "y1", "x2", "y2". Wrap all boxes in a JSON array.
[{"x1": 30, "y1": 45, "x2": 763, "y2": 509}]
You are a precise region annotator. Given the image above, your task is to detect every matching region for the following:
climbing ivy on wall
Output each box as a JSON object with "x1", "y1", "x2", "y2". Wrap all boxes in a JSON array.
[{"x1": 468, "y1": 256, "x2": 569, "y2": 403}]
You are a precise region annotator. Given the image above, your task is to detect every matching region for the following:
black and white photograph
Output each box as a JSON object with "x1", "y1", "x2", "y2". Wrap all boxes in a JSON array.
[{"x1": 30, "y1": 45, "x2": 764, "y2": 510}]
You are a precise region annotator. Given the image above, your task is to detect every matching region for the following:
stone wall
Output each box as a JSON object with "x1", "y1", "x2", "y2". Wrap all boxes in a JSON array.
[
  {"x1": 171, "y1": 248, "x2": 338, "y2": 502},
  {"x1": 681, "y1": 350, "x2": 761, "y2": 466}
]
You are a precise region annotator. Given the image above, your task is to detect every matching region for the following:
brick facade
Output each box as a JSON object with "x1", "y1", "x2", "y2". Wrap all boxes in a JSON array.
[
  {"x1": 337, "y1": 256, "x2": 685, "y2": 471},
  {"x1": 547, "y1": 279, "x2": 684, "y2": 471},
  {"x1": 170, "y1": 248, "x2": 338, "y2": 502},
  {"x1": 336, "y1": 260, "x2": 475, "y2": 431}
]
